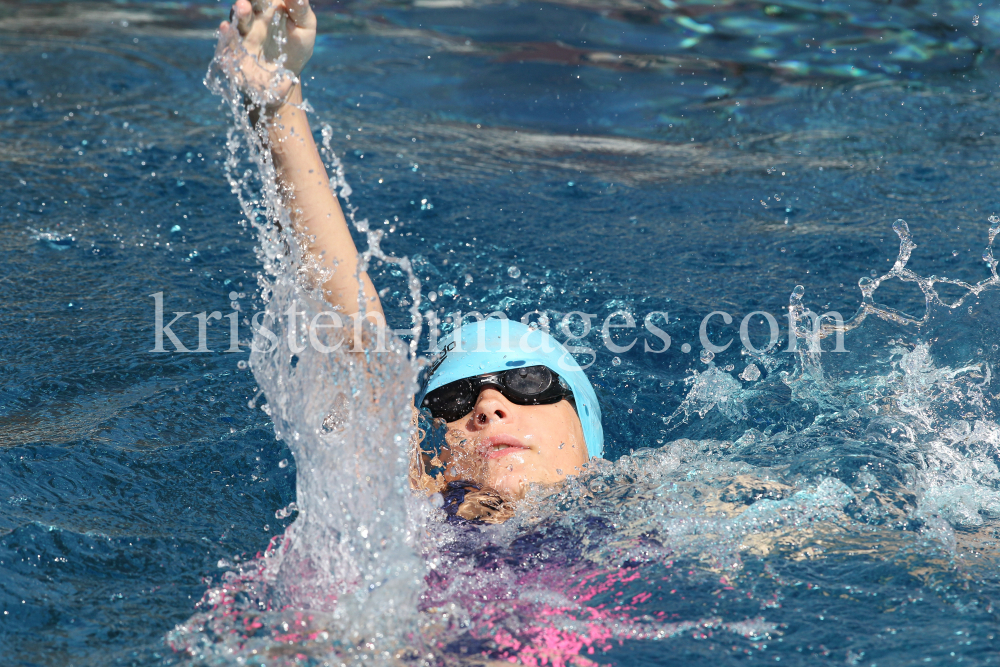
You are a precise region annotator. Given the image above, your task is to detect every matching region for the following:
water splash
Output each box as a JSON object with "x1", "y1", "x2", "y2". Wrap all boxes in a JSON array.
[
  {"x1": 793, "y1": 218, "x2": 1000, "y2": 342},
  {"x1": 318, "y1": 123, "x2": 425, "y2": 355},
  {"x1": 27, "y1": 227, "x2": 74, "y2": 250},
  {"x1": 168, "y1": 28, "x2": 435, "y2": 665},
  {"x1": 662, "y1": 218, "x2": 1000, "y2": 561}
]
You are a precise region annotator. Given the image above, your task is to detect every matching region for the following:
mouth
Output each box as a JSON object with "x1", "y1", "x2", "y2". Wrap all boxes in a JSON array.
[{"x1": 479, "y1": 434, "x2": 529, "y2": 460}]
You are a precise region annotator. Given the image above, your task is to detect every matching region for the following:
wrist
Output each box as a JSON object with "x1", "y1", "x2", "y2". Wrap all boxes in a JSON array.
[
  {"x1": 246, "y1": 82, "x2": 304, "y2": 126},
  {"x1": 276, "y1": 83, "x2": 304, "y2": 111}
]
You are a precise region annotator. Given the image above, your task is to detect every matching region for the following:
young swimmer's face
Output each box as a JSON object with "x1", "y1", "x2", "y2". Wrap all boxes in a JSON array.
[{"x1": 437, "y1": 387, "x2": 589, "y2": 499}]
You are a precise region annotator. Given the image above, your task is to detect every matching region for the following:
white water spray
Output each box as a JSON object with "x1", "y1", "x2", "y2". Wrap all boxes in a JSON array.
[{"x1": 168, "y1": 28, "x2": 440, "y2": 664}]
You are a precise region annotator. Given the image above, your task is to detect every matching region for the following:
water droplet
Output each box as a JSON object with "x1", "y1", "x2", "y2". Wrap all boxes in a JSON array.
[
  {"x1": 428, "y1": 291, "x2": 437, "y2": 302},
  {"x1": 700, "y1": 349, "x2": 715, "y2": 364},
  {"x1": 611, "y1": 356, "x2": 621, "y2": 366},
  {"x1": 588, "y1": 478, "x2": 609, "y2": 494},
  {"x1": 681, "y1": 343, "x2": 692, "y2": 353},
  {"x1": 170, "y1": 224, "x2": 181, "y2": 233},
  {"x1": 275, "y1": 501, "x2": 298, "y2": 519},
  {"x1": 739, "y1": 363, "x2": 761, "y2": 381},
  {"x1": 237, "y1": 360, "x2": 248, "y2": 370},
  {"x1": 507, "y1": 266, "x2": 521, "y2": 279},
  {"x1": 278, "y1": 458, "x2": 289, "y2": 468},
  {"x1": 556, "y1": 469, "x2": 563, "y2": 475},
  {"x1": 973, "y1": 14, "x2": 980, "y2": 26},
  {"x1": 464, "y1": 273, "x2": 473, "y2": 285}
]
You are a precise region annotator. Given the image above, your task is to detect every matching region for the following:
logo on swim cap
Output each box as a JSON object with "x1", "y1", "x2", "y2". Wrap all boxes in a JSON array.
[{"x1": 425, "y1": 340, "x2": 456, "y2": 378}]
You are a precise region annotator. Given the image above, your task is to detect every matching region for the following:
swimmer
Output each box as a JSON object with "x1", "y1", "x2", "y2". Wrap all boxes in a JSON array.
[{"x1": 217, "y1": 0, "x2": 604, "y2": 510}]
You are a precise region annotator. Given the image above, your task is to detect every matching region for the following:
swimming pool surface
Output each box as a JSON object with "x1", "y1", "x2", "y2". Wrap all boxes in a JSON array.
[{"x1": 4, "y1": 0, "x2": 1000, "y2": 664}]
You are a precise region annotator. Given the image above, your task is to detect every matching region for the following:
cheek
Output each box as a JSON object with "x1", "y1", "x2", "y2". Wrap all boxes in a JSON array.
[
  {"x1": 559, "y1": 418, "x2": 588, "y2": 466},
  {"x1": 552, "y1": 439, "x2": 587, "y2": 469},
  {"x1": 528, "y1": 409, "x2": 587, "y2": 464}
]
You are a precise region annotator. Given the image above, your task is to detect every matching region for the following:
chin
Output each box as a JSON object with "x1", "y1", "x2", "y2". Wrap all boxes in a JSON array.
[{"x1": 488, "y1": 471, "x2": 528, "y2": 499}]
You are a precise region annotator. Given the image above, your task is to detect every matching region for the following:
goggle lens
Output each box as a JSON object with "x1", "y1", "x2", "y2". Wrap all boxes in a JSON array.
[
  {"x1": 505, "y1": 365, "x2": 553, "y2": 395},
  {"x1": 422, "y1": 378, "x2": 474, "y2": 423},
  {"x1": 421, "y1": 366, "x2": 570, "y2": 423}
]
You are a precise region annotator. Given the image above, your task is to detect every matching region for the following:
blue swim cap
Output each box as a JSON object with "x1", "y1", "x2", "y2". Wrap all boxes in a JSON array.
[{"x1": 416, "y1": 318, "x2": 604, "y2": 459}]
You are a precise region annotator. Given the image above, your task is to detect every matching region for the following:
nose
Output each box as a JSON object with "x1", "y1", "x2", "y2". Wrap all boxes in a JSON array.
[{"x1": 469, "y1": 387, "x2": 512, "y2": 428}]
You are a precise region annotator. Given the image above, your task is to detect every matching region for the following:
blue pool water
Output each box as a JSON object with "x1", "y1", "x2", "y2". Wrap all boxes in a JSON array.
[{"x1": 4, "y1": 0, "x2": 1000, "y2": 664}]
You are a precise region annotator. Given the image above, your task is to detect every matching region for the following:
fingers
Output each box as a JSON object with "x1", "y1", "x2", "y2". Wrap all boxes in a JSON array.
[
  {"x1": 232, "y1": 0, "x2": 314, "y2": 39},
  {"x1": 284, "y1": 0, "x2": 316, "y2": 29},
  {"x1": 234, "y1": 0, "x2": 254, "y2": 36},
  {"x1": 217, "y1": 20, "x2": 239, "y2": 52}
]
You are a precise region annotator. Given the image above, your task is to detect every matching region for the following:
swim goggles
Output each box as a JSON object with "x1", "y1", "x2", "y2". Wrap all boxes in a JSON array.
[{"x1": 421, "y1": 365, "x2": 575, "y2": 423}]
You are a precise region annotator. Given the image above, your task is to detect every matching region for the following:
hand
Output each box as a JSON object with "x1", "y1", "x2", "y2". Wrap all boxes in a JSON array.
[{"x1": 217, "y1": 0, "x2": 316, "y2": 110}]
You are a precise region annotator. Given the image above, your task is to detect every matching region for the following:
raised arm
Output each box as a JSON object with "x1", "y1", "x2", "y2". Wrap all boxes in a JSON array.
[{"x1": 219, "y1": 0, "x2": 383, "y2": 321}]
